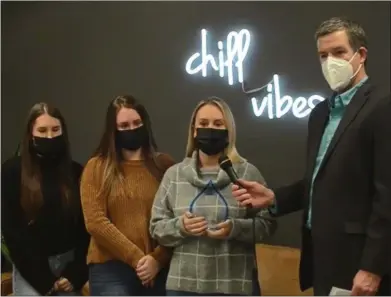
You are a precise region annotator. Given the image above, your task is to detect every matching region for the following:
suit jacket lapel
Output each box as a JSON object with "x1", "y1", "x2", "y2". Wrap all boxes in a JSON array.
[
  {"x1": 304, "y1": 101, "x2": 329, "y2": 207},
  {"x1": 317, "y1": 80, "x2": 373, "y2": 175}
]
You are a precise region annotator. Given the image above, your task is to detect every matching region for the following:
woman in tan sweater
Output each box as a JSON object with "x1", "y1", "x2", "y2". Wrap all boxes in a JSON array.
[{"x1": 80, "y1": 95, "x2": 175, "y2": 296}]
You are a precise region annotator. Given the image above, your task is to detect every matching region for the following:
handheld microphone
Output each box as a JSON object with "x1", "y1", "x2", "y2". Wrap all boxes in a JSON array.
[
  {"x1": 218, "y1": 155, "x2": 240, "y2": 185},
  {"x1": 219, "y1": 155, "x2": 253, "y2": 209}
]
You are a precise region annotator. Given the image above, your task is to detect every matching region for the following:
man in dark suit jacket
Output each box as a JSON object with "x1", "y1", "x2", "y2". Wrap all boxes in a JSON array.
[{"x1": 232, "y1": 17, "x2": 391, "y2": 296}]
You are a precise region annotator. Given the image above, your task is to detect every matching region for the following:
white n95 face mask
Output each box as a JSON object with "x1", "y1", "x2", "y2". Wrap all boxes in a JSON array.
[{"x1": 321, "y1": 52, "x2": 362, "y2": 92}]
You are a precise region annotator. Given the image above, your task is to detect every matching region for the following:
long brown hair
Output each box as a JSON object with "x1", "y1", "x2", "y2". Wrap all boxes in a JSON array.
[
  {"x1": 20, "y1": 103, "x2": 76, "y2": 221},
  {"x1": 93, "y1": 95, "x2": 165, "y2": 198}
]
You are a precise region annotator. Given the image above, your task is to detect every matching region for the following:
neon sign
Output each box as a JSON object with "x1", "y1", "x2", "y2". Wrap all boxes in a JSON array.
[
  {"x1": 250, "y1": 74, "x2": 325, "y2": 119},
  {"x1": 184, "y1": 28, "x2": 326, "y2": 119},
  {"x1": 185, "y1": 29, "x2": 250, "y2": 85}
]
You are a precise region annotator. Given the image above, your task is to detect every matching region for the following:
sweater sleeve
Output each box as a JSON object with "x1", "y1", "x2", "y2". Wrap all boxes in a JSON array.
[
  {"x1": 150, "y1": 165, "x2": 187, "y2": 248},
  {"x1": 149, "y1": 245, "x2": 173, "y2": 267},
  {"x1": 80, "y1": 158, "x2": 145, "y2": 268},
  {"x1": 228, "y1": 163, "x2": 277, "y2": 243},
  {"x1": 156, "y1": 153, "x2": 175, "y2": 173},
  {"x1": 1, "y1": 157, "x2": 57, "y2": 295},
  {"x1": 61, "y1": 162, "x2": 90, "y2": 290},
  {"x1": 149, "y1": 153, "x2": 176, "y2": 266}
]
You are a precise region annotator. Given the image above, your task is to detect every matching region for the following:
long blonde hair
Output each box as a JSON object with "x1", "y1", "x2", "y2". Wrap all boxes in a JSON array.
[{"x1": 185, "y1": 97, "x2": 244, "y2": 163}]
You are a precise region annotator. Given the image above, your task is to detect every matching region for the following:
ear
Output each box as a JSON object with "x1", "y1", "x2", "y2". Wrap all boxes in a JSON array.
[
  {"x1": 358, "y1": 47, "x2": 368, "y2": 64},
  {"x1": 193, "y1": 127, "x2": 197, "y2": 138}
]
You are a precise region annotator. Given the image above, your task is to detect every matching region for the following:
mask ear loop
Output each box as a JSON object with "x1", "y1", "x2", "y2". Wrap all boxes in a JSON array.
[
  {"x1": 351, "y1": 63, "x2": 362, "y2": 79},
  {"x1": 348, "y1": 51, "x2": 358, "y2": 63},
  {"x1": 349, "y1": 51, "x2": 363, "y2": 80}
]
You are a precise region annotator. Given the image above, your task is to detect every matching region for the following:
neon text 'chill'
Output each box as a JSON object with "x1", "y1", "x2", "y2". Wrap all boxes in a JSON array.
[
  {"x1": 251, "y1": 74, "x2": 325, "y2": 119},
  {"x1": 185, "y1": 29, "x2": 250, "y2": 85}
]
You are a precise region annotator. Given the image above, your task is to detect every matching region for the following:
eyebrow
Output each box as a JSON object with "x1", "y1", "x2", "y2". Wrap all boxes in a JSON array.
[
  {"x1": 198, "y1": 118, "x2": 224, "y2": 121},
  {"x1": 319, "y1": 46, "x2": 346, "y2": 54},
  {"x1": 37, "y1": 125, "x2": 60, "y2": 128}
]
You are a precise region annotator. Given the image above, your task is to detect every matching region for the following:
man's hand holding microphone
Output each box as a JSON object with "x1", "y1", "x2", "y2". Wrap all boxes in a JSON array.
[{"x1": 232, "y1": 179, "x2": 275, "y2": 209}]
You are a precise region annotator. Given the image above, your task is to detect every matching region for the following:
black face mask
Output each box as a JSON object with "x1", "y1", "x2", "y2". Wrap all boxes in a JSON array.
[
  {"x1": 32, "y1": 135, "x2": 67, "y2": 159},
  {"x1": 195, "y1": 128, "x2": 229, "y2": 156},
  {"x1": 116, "y1": 126, "x2": 148, "y2": 151}
]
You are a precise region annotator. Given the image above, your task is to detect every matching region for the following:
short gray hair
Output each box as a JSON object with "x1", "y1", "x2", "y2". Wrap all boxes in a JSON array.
[{"x1": 315, "y1": 17, "x2": 368, "y2": 51}]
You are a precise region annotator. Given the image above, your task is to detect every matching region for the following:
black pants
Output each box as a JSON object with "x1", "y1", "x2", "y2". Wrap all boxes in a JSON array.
[{"x1": 89, "y1": 260, "x2": 168, "y2": 296}]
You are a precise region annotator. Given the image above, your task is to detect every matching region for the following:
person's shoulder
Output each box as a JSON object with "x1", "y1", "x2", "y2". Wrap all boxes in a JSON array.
[
  {"x1": 81, "y1": 156, "x2": 106, "y2": 180},
  {"x1": 2, "y1": 155, "x2": 22, "y2": 176},
  {"x1": 71, "y1": 160, "x2": 84, "y2": 179},
  {"x1": 244, "y1": 161, "x2": 259, "y2": 171},
  {"x1": 1, "y1": 157, "x2": 22, "y2": 202},
  {"x1": 84, "y1": 156, "x2": 104, "y2": 169},
  {"x1": 71, "y1": 160, "x2": 83, "y2": 170},
  {"x1": 242, "y1": 161, "x2": 261, "y2": 176},
  {"x1": 241, "y1": 161, "x2": 266, "y2": 184},
  {"x1": 155, "y1": 152, "x2": 176, "y2": 171},
  {"x1": 162, "y1": 160, "x2": 183, "y2": 180},
  {"x1": 370, "y1": 93, "x2": 391, "y2": 127},
  {"x1": 310, "y1": 99, "x2": 328, "y2": 118},
  {"x1": 362, "y1": 91, "x2": 390, "y2": 122},
  {"x1": 372, "y1": 93, "x2": 391, "y2": 112},
  {"x1": 305, "y1": 98, "x2": 329, "y2": 130},
  {"x1": 364, "y1": 80, "x2": 389, "y2": 107}
]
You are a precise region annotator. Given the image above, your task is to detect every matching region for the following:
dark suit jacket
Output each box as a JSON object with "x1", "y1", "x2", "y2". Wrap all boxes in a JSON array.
[{"x1": 273, "y1": 80, "x2": 391, "y2": 295}]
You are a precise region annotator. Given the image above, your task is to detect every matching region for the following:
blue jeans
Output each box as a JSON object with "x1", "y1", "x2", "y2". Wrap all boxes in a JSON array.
[
  {"x1": 166, "y1": 291, "x2": 238, "y2": 296},
  {"x1": 89, "y1": 260, "x2": 168, "y2": 296},
  {"x1": 13, "y1": 249, "x2": 78, "y2": 296}
]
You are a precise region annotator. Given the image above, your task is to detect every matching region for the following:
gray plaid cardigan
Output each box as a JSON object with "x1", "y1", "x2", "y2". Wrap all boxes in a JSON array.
[{"x1": 150, "y1": 153, "x2": 276, "y2": 295}]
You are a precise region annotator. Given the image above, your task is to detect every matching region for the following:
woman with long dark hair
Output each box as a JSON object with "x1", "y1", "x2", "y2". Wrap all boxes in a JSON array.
[
  {"x1": 1, "y1": 103, "x2": 89, "y2": 295},
  {"x1": 80, "y1": 95, "x2": 175, "y2": 296}
]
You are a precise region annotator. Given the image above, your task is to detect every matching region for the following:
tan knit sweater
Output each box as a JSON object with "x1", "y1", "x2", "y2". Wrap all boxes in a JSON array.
[{"x1": 80, "y1": 153, "x2": 175, "y2": 269}]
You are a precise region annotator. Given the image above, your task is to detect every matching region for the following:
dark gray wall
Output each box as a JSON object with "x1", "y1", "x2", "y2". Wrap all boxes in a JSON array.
[{"x1": 2, "y1": 1, "x2": 390, "y2": 248}]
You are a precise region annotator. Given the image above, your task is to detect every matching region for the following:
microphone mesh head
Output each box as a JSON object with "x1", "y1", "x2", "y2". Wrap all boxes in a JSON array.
[{"x1": 218, "y1": 155, "x2": 232, "y2": 171}]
